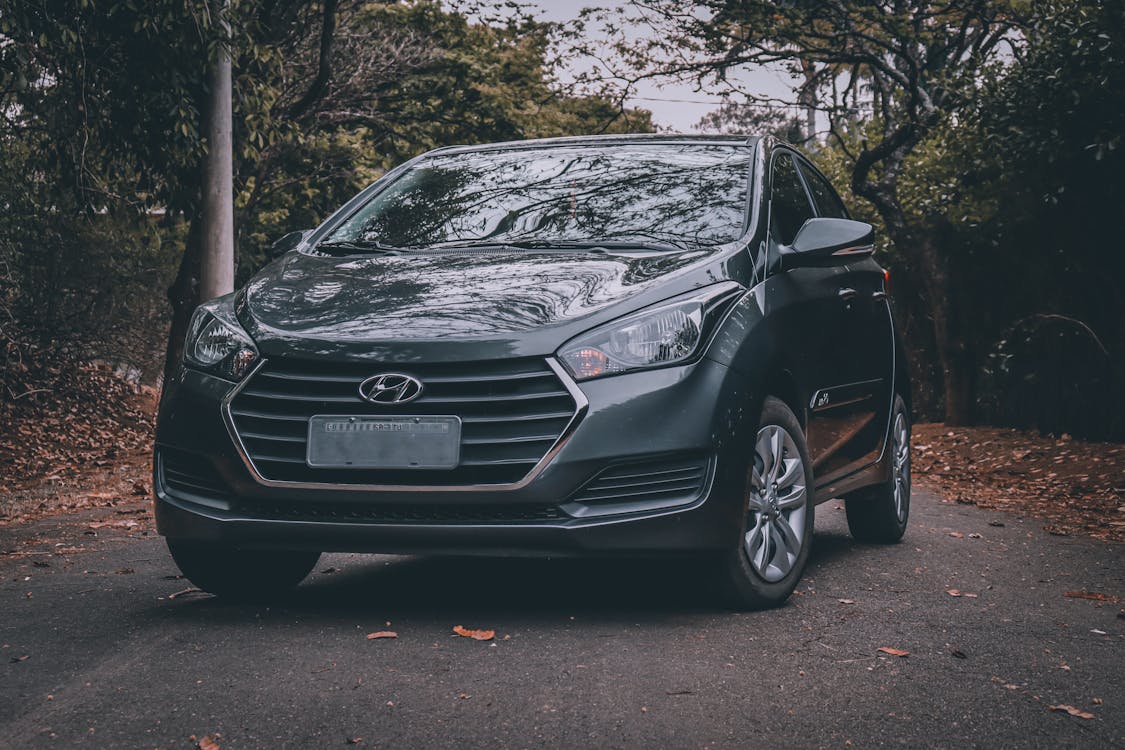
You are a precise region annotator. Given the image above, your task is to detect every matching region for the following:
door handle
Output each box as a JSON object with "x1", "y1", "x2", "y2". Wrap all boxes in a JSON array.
[
  {"x1": 871, "y1": 290, "x2": 888, "y2": 302},
  {"x1": 837, "y1": 287, "x2": 858, "y2": 302}
]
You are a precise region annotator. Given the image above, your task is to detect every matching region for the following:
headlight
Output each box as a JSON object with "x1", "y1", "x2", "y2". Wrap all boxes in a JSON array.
[
  {"x1": 558, "y1": 282, "x2": 743, "y2": 381},
  {"x1": 184, "y1": 300, "x2": 259, "y2": 381}
]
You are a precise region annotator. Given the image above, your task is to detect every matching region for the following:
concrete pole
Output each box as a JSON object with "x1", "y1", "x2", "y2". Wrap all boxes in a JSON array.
[{"x1": 199, "y1": 0, "x2": 234, "y2": 301}]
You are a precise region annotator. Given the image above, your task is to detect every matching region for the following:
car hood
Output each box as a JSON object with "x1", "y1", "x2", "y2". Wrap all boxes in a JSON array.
[{"x1": 239, "y1": 249, "x2": 721, "y2": 363}]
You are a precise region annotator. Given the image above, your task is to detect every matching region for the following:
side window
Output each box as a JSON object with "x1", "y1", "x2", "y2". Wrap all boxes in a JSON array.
[
  {"x1": 798, "y1": 161, "x2": 848, "y2": 219},
  {"x1": 769, "y1": 153, "x2": 815, "y2": 246}
]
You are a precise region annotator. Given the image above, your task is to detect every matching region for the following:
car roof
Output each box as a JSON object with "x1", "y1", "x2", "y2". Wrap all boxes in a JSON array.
[{"x1": 426, "y1": 133, "x2": 760, "y2": 157}]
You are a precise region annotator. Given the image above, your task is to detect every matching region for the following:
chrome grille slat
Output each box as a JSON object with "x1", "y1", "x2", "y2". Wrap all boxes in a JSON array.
[{"x1": 228, "y1": 357, "x2": 579, "y2": 486}]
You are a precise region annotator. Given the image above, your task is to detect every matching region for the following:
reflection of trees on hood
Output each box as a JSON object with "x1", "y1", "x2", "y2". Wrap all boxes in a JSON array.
[
  {"x1": 247, "y1": 251, "x2": 706, "y2": 340},
  {"x1": 331, "y1": 145, "x2": 753, "y2": 249}
]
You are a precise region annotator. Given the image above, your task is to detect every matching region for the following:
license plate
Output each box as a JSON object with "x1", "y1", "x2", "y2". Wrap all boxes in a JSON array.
[{"x1": 306, "y1": 415, "x2": 461, "y2": 469}]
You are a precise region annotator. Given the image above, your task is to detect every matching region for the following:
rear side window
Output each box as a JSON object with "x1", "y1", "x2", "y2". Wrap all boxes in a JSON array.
[
  {"x1": 798, "y1": 161, "x2": 848, "y2": 219},
  {"x1": 769, "y1": 153, "x2": 814, "y2": 246}
]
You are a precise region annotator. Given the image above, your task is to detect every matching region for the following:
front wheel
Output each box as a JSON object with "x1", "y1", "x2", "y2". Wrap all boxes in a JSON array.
[
  {"x1": 845, "y1": 394, "x2": 911, "y2": 543},
  {"x1": 716, "y1": 396, "x2": 815, "y2": 610},
  {"x1": 166, "y1": 539, "x2": 320, "y2": 600}
]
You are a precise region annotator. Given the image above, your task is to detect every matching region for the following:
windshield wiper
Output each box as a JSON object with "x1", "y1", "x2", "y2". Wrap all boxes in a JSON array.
[
  {"x1": 314, "y1": 239, "x2": 405, "y2": 255},
  {"x1": 425, "y1": 238, "x2": 688, "y2": 253},
  {"x1": 528, "y1": 239, "x2": 689, "y2": 253}
]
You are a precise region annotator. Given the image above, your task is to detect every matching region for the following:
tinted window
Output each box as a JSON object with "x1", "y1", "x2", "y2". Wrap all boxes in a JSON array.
[
  {"x1": 327, "y1": 145, "x2": 753, "y2": 249},
  {"x1": 798, "y1": 161, "x2": 848, "y2": 219},
  {"x1": 769, "y1": 153, "x2": 814, "y2": 245}
]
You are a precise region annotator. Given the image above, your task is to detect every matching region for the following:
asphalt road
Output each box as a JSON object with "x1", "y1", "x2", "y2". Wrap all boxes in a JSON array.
[{"x1": 1, "y1": 489, "x2": 1122, "y2": 749}]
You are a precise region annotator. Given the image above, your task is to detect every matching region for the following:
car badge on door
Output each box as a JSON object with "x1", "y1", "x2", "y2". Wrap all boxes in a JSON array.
[{"x1": 358, "y1": 373, "x2": 423, "y2": 404}]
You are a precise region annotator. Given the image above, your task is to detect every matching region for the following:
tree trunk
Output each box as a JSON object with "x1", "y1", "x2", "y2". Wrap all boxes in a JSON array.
[
  {"x1": 199, "y1": 0, "x2": 235, "y2": 301},
  {"x1": 798, "y1": 59, "x2": 817, "y2": 144},
  {"x1": 163, "y1": 215, "x2": 203, "y2": 384},
  {"x1": 163, "y1": 0, "x2": 234, "y2": 387},
  {"x1": 885, "y1": 221, "x2": 975, "y2": 425}
]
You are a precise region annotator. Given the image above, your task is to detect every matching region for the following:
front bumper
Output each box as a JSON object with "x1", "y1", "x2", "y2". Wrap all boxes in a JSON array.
[{"x1": 153, "y1": 357, "x2": 760, "y2": 555}]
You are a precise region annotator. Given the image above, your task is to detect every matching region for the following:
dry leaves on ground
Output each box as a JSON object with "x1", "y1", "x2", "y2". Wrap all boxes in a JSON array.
[
  {"x1": 1049, "y1": 705, "x2": 1096, "y2": 720},
  {"x1": 1064, "y1": 591, "x2": 1120, "y2": 604},
  {"x1": 366, "y1": 631, "x2": 398, "y2": 640},
  {"x1": 1, "y1": 360, "x2": 156, "y2": 500},
  {"x1": 452, "y1": 625, "x2": 495, "y2": 641},
  {"x1": 913, "y1": 423, "x2": 1125, "y2": 542},
  {"x1": 877, "y1": 647, "x2": 910, "y2": 657}
]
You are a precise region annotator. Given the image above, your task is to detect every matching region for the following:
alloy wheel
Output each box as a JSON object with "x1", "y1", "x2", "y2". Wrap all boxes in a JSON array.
[
  {"x1": 892, "y1": 411, "x2": 910, "y2": 523},
  {"x1": 745, "y1": 424, "x2": 808, "y2": 583}
]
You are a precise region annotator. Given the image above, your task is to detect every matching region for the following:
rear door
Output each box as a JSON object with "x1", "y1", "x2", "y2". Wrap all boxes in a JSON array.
[{"x1": 796, "y1": 157, "x2": 894, "y2": 479}]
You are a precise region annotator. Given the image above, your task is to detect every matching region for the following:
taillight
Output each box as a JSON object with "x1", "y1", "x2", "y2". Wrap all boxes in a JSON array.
[{"x1": 883, "y1": 268, "x2": 891, "y2": 296}]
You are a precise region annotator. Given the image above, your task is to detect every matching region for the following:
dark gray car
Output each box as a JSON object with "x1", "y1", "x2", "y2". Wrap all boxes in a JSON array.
[{"x1": 155, "y1": 134, "x2": 911, "y2": 609}]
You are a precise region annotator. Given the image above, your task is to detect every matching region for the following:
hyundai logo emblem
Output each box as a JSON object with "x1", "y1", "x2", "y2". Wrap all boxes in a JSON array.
[{"x1": 358, "y1": 373, "x2": 424, "y2": 405}]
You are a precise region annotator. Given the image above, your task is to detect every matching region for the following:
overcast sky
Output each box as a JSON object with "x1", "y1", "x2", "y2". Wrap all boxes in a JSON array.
[{"x1": 527, "y1": 0, "x2": 799, "y2": 132}]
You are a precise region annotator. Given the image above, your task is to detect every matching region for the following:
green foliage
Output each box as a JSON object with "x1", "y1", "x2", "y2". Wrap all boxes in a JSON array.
[
  {"x1": 232, "y1": 1, "x2": 653, "y2": 275},
  {"x1": 0, "y1": 0, "x2": 655, "y2": 370},
  {"x1": 812, "y1": 0, "x2": 1125, "y2": 434}
]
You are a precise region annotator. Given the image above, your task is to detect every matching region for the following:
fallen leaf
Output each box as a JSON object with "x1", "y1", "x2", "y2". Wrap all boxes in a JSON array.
[
  {"x1": 967, "y1": 533, "x2": 982, "y2": 539},
  {"x1": 1064, "y1": 590, "x2": 1120, "y2": 604},
  {"x1": 366, "y1": 631, "x2": 397, "y2": 640},
  {"x1": 838, "y1": 598, "x2": 856, "y2": 605},
  {"x1": 877, "y1": 647, "x2": 909, "y2": 657},
  {"x1": 198, "y1": 736, "x2": 221, "y2": 750},
  {"x1": 949, "y1": 532, "x2": 964, "y2": 538},
  {"x1": 10, "y1": 655, "x2": 29, "y2": 663},
  {"x1": 1049, "y1": 705, "x2": 1095, "y2": 720},
  {"x1": 452, "y1": 625, "x2": 495, "y2": 641},
  {"x1": 114, "y1": 568, "x2": 134, "y2": 575},
  {"x1": 988, "y1": 521, "x2": 1005, "y2": 527},
  {"x1": 950, "y1": 648, "x2": 967, "y2": 659},
  {"x1": 458, "y1": 693, "x2": 471, "y2": 700},
  {"x1": 320, "y1": 567, "x2": 340, "y2": 575},
  {"x1": 347, "y1": 739, "x2": 363, "y2": 746},
  {"x1": 168, "y1": 587, "x2": 204, "y2": 599},
  {"x1": 946, "y1": 589, "x2": 979, "y2": 598}
]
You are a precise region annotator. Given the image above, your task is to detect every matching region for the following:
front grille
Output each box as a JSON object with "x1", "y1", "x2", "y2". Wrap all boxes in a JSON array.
[
  {"x1": 159, "y1": 447, "x2": 229, "y2": 502},
  {"x1": 228, "y1": 357, "x2": 577, "y2": 486},
  {"x1": 569, "y1": 457, "x2": 710, "y2": 507},
  {"x1": 231, "y1": 499, "x2": 566, "y2": 524}
]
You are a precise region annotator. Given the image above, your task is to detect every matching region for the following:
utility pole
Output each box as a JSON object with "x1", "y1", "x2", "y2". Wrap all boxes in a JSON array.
[{"x1": 199, "y1": 0, "x2": 234, "y2": 301}]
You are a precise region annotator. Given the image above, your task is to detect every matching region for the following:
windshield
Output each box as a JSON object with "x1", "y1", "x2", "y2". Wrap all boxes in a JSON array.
[{"x1": 324, "y1": 143, "x2": 753, "y2": 250}]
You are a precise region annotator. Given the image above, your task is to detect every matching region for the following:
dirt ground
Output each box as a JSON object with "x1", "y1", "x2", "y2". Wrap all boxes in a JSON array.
[
  {"x1": 1, "y1": 366, "x2": 1122, "y2": 543},
  {"x1": 912, "y1": 423, "x2": 1125, "y2": 543}
]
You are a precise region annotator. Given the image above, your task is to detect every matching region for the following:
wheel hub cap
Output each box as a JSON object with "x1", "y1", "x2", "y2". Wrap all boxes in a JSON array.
[{"x1": 744, "y1": 424, "x2": 808, "y2": 583}]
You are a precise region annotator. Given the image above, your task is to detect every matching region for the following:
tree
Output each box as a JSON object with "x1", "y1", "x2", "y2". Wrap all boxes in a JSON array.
[
  {"x1": 0, "y1": 1, "x2": 653, "y2": 381},
  {"x1": 577, "y1": 0, "x2": 1018, "y2": 423}
]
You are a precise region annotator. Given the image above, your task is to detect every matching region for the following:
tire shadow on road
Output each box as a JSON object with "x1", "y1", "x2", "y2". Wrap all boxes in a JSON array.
[{"x1": 156, "y1": 528, "x2": 871, "y2": 623}]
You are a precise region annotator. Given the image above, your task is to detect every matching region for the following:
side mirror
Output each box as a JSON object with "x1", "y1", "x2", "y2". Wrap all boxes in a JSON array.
[
  {"x1": 269, "y1": 229, "x2": 312, "y2": 259},
  {"x1": 782, "y1": 218, "x2": 874, "y2": 268}
]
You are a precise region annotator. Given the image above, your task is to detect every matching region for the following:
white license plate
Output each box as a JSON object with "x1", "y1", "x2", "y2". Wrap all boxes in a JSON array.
[{"x1": 306, "y1": 415, "x2": 461, "y2": 469}]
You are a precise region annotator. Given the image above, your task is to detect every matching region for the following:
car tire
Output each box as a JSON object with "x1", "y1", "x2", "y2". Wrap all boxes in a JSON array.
[
  {"x1": 717, "y1": 396, "x2": 815, "y2": 610},
  {"x1": 166, "y1": 539, "x2": 320, "y2": 600},
  {"x1": 845, "y1": 394, "x2": 911, "y2": 543}
]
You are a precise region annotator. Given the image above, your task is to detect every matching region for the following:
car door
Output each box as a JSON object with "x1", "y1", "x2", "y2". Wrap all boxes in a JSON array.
[
  {"x1": 796, "y1": 157, "x2": 894, "y2": 479},
  {"x1": 761, "y1": 151, "x2": 859, "y2": 482}
]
